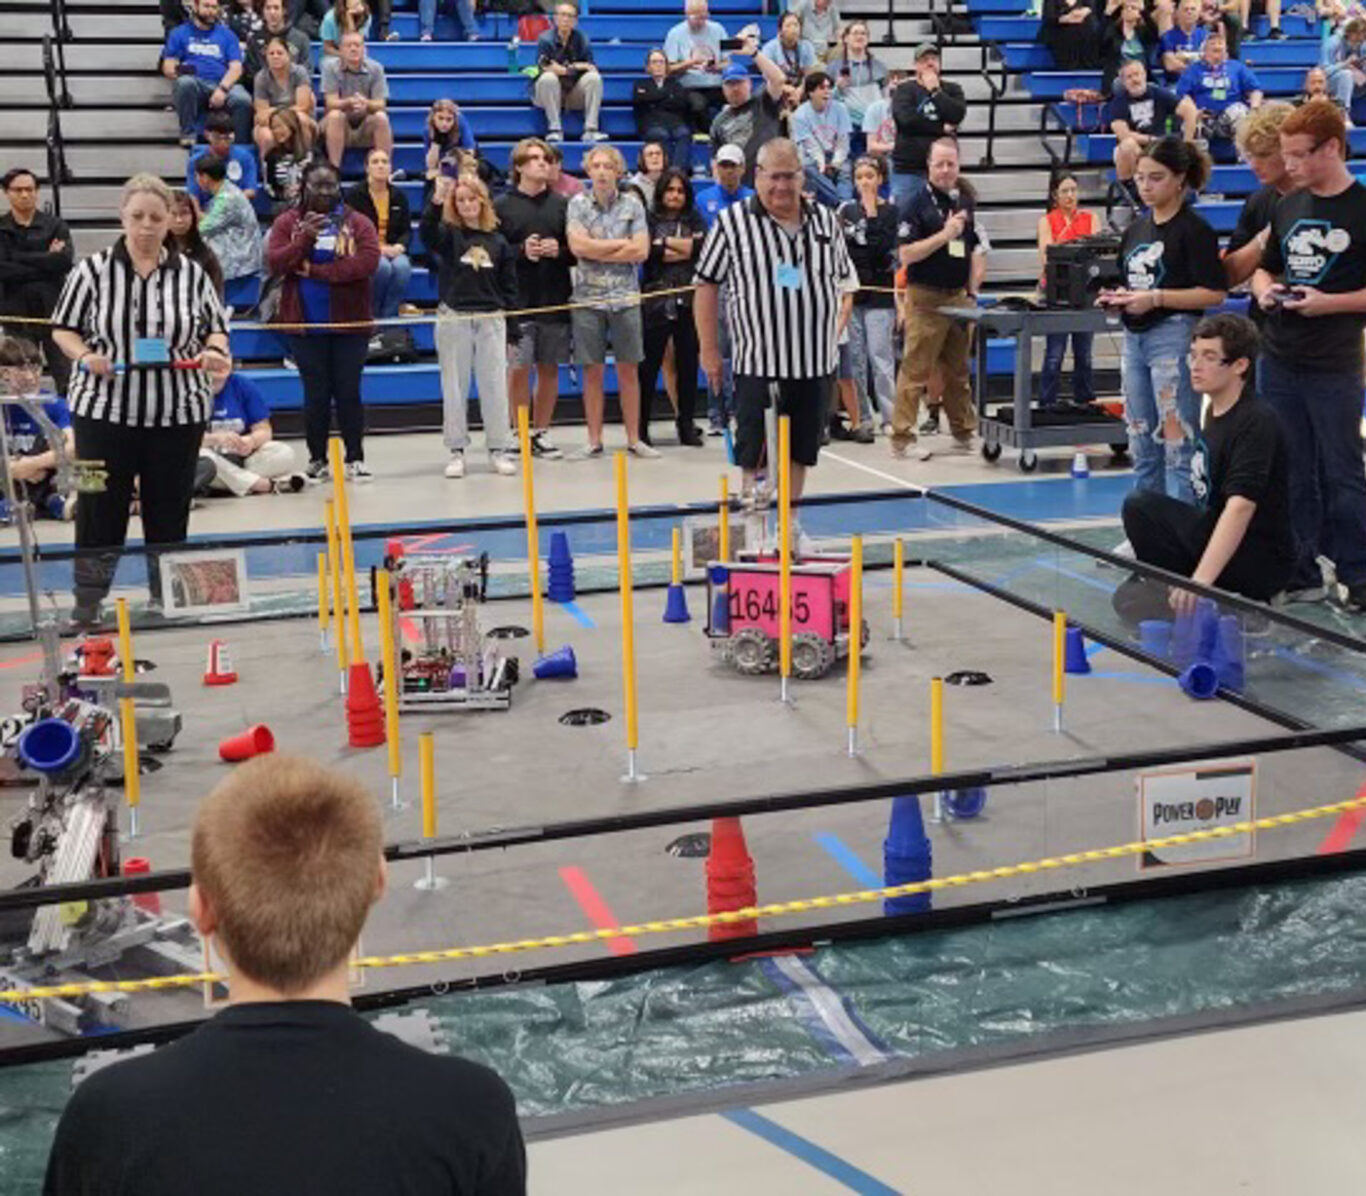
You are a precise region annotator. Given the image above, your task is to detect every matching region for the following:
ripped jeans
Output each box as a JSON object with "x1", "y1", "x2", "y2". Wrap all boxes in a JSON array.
[{"x1": 1121, "y1": 314, "x2": 1200, "y2": 504}]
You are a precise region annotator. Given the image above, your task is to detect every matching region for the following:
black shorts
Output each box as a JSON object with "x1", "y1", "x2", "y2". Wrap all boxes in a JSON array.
[{"x1": 733, "y1": 374, "x2": 834, "y2": 471}]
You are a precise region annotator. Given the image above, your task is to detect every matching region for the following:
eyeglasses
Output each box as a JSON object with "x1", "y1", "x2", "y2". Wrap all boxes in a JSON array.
[{"x1": 1185, "y1": 351, "x2": 1231, "y2": 366}]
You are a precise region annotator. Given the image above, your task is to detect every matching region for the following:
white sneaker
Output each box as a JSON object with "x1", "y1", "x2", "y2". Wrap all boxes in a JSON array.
[
  {"x1": 271, "y1": 472, "x2": 307, "y2": 494},
  {"x1": 529, "y1": 430, "x2": 563, "y2": 459},
  {"x1": 444, "y1": 451, "x2": 465, "y2": 479},
  {"x1": 489, "y1": 452, "x2": 517, "y2": 476},
  {"x1": 569, "y1": 442, "x2": 605, "y2": 461},
  {"x1": 345, "y1": 461, "x2": 373, "y2": 482},
  {"x1": 892, "y1": 440, "x2": 932, "y2": 461},
  {"x1": 627, "y1": 440, "x2": 661, "y2": 459},
  {"x1": 945, "y1": 436, "x2": 974, "y2": 455}
]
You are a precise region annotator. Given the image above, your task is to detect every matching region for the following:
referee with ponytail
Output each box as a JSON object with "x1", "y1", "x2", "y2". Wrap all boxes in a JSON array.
[{"x1": 51, "y1": 173, "x2": 231, "y2": 627}]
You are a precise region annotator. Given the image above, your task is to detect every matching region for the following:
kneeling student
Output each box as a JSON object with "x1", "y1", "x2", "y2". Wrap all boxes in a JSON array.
[
  {"x1": 0, "y1": 334, "x2": 76, "y2": 521},
  {"x1": 1120, "y1": 312, "x2": 1295, "y2": 614},
  {"x1": 197, "y1": 371, "x2": 304, "y2": 497}
]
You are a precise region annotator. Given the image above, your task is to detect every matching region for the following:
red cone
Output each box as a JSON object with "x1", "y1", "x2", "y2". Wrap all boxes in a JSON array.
[
  {"x1": 219, "y1": 724, "x2": 275, "y2": 762},
  {"x1": 706, "y1": 816, "x2": 757, "y2": 941},
  {"x1": 122, "y1": 856, "x2": 162, "y2": 915},
  {"x1": 346, "y1": 662, "x2": 386, "y2": 748},
  {"x1": 203, "y1": 639, "x2": 238, "y2": 686}
]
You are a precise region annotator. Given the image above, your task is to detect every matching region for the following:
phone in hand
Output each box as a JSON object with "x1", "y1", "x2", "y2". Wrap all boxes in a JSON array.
[{"x1": 720, "y1": 37, "x2": 746, "y2": 50}]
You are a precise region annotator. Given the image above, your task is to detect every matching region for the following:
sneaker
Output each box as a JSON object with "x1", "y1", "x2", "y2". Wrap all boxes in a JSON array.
[
  {"x1": 627, "y1": 440, "x2": 661, "y2": 459},
  {"x1": 398, "y1": 303, "x2": 423, "y2": 316},
  {"x1": 849, "y1": 423, "x2": 876, "y2": 445},
  {"x1": 385, "y1": 29, "x2": 401, "y2": 40},
  {"x1": 828, "y1": 419, "x2": 853, "y2": 441},
  {"x1": 1274, "y1": 584, "x2": 1327, "y2": 605},
  {"x1": 272, "y1": 472, "x2": 307, "y2": 494},
  {"x1": 945, "y1": 435, "x2": 974, "y2": 455},
  {"x1": 881, "y1": 422, "x2": 894, "y2": 438},
  {"x1": 546, "y1": 129, "x2": 564, "y2": 144},
  {"x1": 489, "y1": 452, "x2": 518, "y2": 476},
  {"x1": 678, "y1": 424, "x2": 705, "y2": 447},
  {"x1": 569, "y1": 442, "x2": 604, "y2": 460},
  {"x1": 529, "y1": 429, "x2": 563, "y2": 459},
  {"x1": 345, "y1": 460, "x2": 373, "y2": 482},
  {"x1": 282, "y1": 355, "x2": 298, "y2": 371},
  {"x1": 692, "y1": 132, "x2": 712, "y2": 143},
  {"x1": 582, "y1": 128, "x2": 609, "y2": 143},
  {"x1": 305, "y1": 459, "x2": 329, "y2": 484},
  {"x1": 891, "y1": 439, "x2": 932, "y2": 461},
  {"x1": 444, "y1": 451, "x2": 466, "y2": 479},
  {"x1": 919, "y1": 410, "x2": 941, "y2": 436},
  {"x1": 178, "y1": 134, "x2": 196, "y2": 149},
  {"x1": 1266, "y1": 25, "x2": 1286, "y2": 38},
  {"x1": 706, "y1": 421, "x2": 726, "y2": 437},
  {"x1": 1336, "y1": 582, "x2": 1366, "y2": 613}
]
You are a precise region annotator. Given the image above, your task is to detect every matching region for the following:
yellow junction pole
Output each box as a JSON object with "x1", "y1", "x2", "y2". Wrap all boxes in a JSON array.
[
  {"x1": 115, "y1": 598, "x2": 139, "y2": 837},
  {"x1": 328, "y1": 437, "x2": 363, "y2": 665},
  {"x1": 615, "y1": 452, "x2": 642, "y2": 782},
  {"x1": 517, "y1": 405, "x2": 546, "y2": 657},
  {"x1": 324, "y1": 498, "x2": 348, "y2": 692},
  {"x1": 376, "y1": 568, "x2": 404, "y2": 810}
]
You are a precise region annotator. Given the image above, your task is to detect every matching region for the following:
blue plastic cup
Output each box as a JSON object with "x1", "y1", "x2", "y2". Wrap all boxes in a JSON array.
[{"x1": 1139, "y1": 619, "x2": 1173, "y2": 659}]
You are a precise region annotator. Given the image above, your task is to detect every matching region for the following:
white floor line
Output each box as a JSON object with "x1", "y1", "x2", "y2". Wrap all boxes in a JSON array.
[
  {"x1": 770, "y1": 955, "x2": 887, "y2": 1069},
  {"x1": 821, "y1": 451, "x2": 925, "y2": 492}
]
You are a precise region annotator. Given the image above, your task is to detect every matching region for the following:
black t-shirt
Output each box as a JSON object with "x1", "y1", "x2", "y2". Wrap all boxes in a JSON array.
[
  {"x1": 897, "y1": 185, "x2": 980, "y2": 292},
  {"x1": 890, "y1": 78, "x2": 968, "y2": 174},
  {"x1": 838, "y1": 199, "x2": 899, "y2": 308},
  {"x1": 43, "y1": 1001, "x2": 526, "y2": 1196},
  {"x1": 493, "y1": 186, "x2": 574, "y2": 324},
  {"x1": 1192, "y1": 391, "x2": 1294, "y2": 566},
  {"x1": 1106, "y1": 85, "x2": 1179, "y2": 136},
  {"x1": 1117, "y1": 203, "x2": 1223, "y2": 331},
  {"x1": 1226, "y1": 183, "x2": 1281, "y2": 324},
  {"x1": 709, "y1": 92, "x2": 784, "y2": 184},
  {"x1": 1259, "y1": 180, "x2": 1366, "y2": 373}
]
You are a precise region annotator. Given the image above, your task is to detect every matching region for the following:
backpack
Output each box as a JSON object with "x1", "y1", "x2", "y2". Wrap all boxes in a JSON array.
[{"x1": 367, "y1": 326, "x2": 418, "y2": 364}]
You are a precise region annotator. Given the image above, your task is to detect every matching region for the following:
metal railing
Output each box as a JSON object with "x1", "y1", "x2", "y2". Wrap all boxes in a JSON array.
[
  {"x1": 977, "y1": 38, "x2": 1007, "y2": 169},
  {"x1": 1038, "y1": 100, "x2": 1076, "y2": 169},
  {"x1": 48, "y1": 0, "x2": 73, "y2": 107},
  {"x1": 40, "y1": 35, "x2": 73, "y2": 218}
]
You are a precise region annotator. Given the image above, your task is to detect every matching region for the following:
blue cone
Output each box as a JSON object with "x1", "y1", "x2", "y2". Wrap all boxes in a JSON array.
[
  {"x1": 17, "y1": 718, "x2": 83, "y2": 778},
  {"x1": 1212, "y1": 615, "x2": 1245, "y2": 692},
  {"x1": 709, "y1": 564, "x2": 730, "y2": 635},
  {"x1": 663, "y1": 582, "x2": 691, "y2": 623},
  {"x1": 548, "y1": 530, "x2": 572, "y2": 568},
  {"x1": 1063, "y1": 625, "x2": 1091, "y2": 675},
  {"x1": 1178, "y1": 660, "x2": 1218, "y2": 700},
  {"x1": 547, "y1": 531, "x2": 576, "y2": 603},
  {"x1": 1139, "y1": 619, "x2": 1173, "y2": 659},
  {"x1": 942, "y1": 786, "x2": 989, "y2": 819},
  {"x1": 533, "y1": 644, "x2": 577, "y2": 680},
  {"x1": 883, "y1": 795, "x2": 933, "y2": 916}
]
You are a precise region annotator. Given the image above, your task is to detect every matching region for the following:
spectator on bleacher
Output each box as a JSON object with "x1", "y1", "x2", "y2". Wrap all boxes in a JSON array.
[
  {"x1": 288, "y1": 0, "x2": 329, "y2": 39},
  {"x1": 1099, "y1": 136, "x2": 1225, "y2": 502},
  {"x1": 1043, "y1": 0, "x2": 1103, "y2": 71},
  {"x1": 1196, "y1": 0, "x2": 1242, "y2": 58},
  {"x1": 634, "y1": 49, "x2": 695, "y2": 173},
  {"x1": 1300, "y1": 65, "x2": 1335, "y2": 107},
  {"x1": 1234, "y1": 0, "x2": 1283, "y2": 41},
  {"x1": 1251, "y1": 98, "x2": 1366, "y2": 610},
  {"x1": 792, "y1": 72, "x2": 855, "y2": 206},
  {"x1": 321, "y1": 31, "x2": 393, "y2": 169},
  {"x1": 321, "y1": 0, "x2": 372, "y2": 56},
  {"x1": 264, "y1": 159, "x2": 381, "y2": 481},
  {"x1": 225, "y1": 0, "x2": 265, "y2": 58},
  {"x1": 665, "y1": 0, "x2": 742, "y2": 123},
  {"x1": 533, "y1": 3, "x2": 607, "y2": 145},
  {"x1": 43, "y1": 756, "x2": 527, "y2": 1194},
  {"x1": 890, "y1": 45, "x2": 967, "y2": 216},
  {"x1": 1224, "y1": 103, "x2": 1292, "y2": 295},
  {"x1": 426, "y1": 99, "x2": 478, "y2": 181},
  {"x1": 246, "y1": 0, "x2": 313, "y2": 76},
  {"x1": 791, "y1": 0, "x2": 842, "y2": 60},
  {"x1": 829, "y1": 21, "x2": 889, "y2": 134},
  {"x1": 1036, "y1": 172, "x2": 1098, "y2": 410},
  {"x1": 194, "y1": 156, "x2": 263, "y2": 284},
  {"x1": 187, "y1": 110, "x2": 261, "y2": 205},
  {"x1": 0, "y1": 169, "x2": 74, "y2": 398},
  {"x1": 628, "y1": 142, "x2": 669, "y2": 209},
  {"x1": 710, "y1": 53, "x2": 790, "y2": 184},
  {"x1": 496, "y1": 138, "x2": 573, "y2": 459},
  {"x1": 861, "y1": 71, "x2": 900, "y2": 158},
  {"x1": 344, "y1": 149, "x2": 413, "y2": 320},
  {"x1": 1109, "y1": 59, "x2": 1198, "y2": 204},
  {"x1": 1101, "y1": 0, "x2": 1160, "y2": 91},
  {"x1": 762, "y1": 12, "x2": 818, "y2": 91},
  {"x1": 1160, "y1": 0, "x2": 1208, "y2": 81},
  {"x1": 1118, "y1": 314, "x2": 1294, "y2": 618},
  {"x1": 839, "y1": 155, "x2": 898, "y2": 434},
  {"x1": 545, "y1": 143, "x2": 584, "y2": 196},
  {"x1": 169, "y1": 189, "x2": 227, "y2": 295},
  {"x1": 565, "y1": 145, "x2": 654, "y2": 457},
  {"x1": 162, "y1": 0, "x2": 254, "y2": 148},
  {"x1": 421, "y1": 173, "x2": 519, "y2": 478},
  {"x1": 637, "y1": 168, "x2": 705, "y2": 447},
  {"x1": 695, "y1": 143, "x2": 754, "y2": 226},
  {"x1": 892, "y1": 137, "x2": 985, "y2": 460},
  {"x1": 50, "y1": 174, "x2": 231, "y2": 624},
  {"x1": 0, "y1": 335, "x2": 76, "y2": 522},
  {"x1": 260, "y1": 110, "x2": 311, "y2": 210},
  {"x1": 1324, "y1": 16, "x2": 1366, "y2": 117},
  {"x1": 1175, "y1": 32, "x2": 1263, "y2": 143},
  {"x1": 418, "y1": 0, "x2": 479, "y2": 42},
  {"x1": 253, "y1": 34, "x2": 318, "y2": 162},
  {"x1": 196, "y1": 370, "x2": 304, "y2": 495},
  {"x1": 161, "y1": 0, "x2": 194, "y2": 33}
]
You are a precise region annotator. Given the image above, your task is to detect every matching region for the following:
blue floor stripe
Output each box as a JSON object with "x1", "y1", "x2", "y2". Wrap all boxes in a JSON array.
[
  {"x1": 559, "y1": 600, "x2": 596, "y2": 629},
  {"x1": 814, "y1": 832, "x2": 883, "y2": 889},
  {"x1": 721, "y1": 1108, "x2": 903, "y2": 1195}
]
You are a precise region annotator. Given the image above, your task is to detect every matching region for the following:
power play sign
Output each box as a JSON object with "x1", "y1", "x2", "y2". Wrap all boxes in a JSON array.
[{"x1": 1138, "y1": 761, "x2": 1256, "y2": 869}]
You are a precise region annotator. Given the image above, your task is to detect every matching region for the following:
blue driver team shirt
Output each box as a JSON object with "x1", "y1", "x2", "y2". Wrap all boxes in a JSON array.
[
  {"x1": 208, "y1": 374, "x2": 270, "y2": 435},
  {"x1": 164, "y1": 22, "x2": 242, "y2": 88},
  {"x1": 4, "y1": 393, "x2": 71, "y2": 456},
  {"x1": 298, "y1": 210, "x2": 343, "y2": 326},
  {"x1": 1175, "y1": 58, "x2": 1260, "y2": 114}
]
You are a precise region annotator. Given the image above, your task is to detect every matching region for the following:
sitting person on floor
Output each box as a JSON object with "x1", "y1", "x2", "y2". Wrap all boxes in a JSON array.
[
  {"x1": 0, "y1": 334, "x2": 76, "y2": 522},
  {"x1": 195, "y1": 370, "x2": 304, "y2": 496},
  {"x1": 1117, "y1": 312, "x2": 1294, "y2": 619}
]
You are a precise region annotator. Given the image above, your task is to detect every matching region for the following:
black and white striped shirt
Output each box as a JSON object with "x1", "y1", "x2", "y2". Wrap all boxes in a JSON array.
[
  {"x1": 51, "y1": 239, "x2": 228, "y2": 427},
  {"x1": 694, "y1": 196, "x2": 859, "y2": 380}
]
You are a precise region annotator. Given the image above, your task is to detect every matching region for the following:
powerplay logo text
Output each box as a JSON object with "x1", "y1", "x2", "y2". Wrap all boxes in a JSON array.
[{"x1": 1283, "y1": 219, "x2": 1351, "y2": 286}]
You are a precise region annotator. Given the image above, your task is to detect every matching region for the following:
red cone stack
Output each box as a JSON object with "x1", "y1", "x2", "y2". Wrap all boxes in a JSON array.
[
  {"x1": 122, "y1": 856, "x2": 162, "y2": 915},
  {"x1": 203, "y1": 639, "x2": 238, "y2": 686},
  {"x1": 706, "y1": 816, "x2": 757, "y2": 941},
  {"x1": 346, "y1": 661, "x2": 386, "y2": 748}
]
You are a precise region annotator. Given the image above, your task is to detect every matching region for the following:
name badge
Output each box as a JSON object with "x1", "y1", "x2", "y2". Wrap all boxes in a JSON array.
[
  {"x1": 315, "y1": 234, "x2": 338, "y2": 253},
  {"x1": 1212, "y1": 86, "x2": 1227, "y2": 102},
  {"x1": 133, "y1": 337, "x2": 170, "y2": 365},
  {"x1": 947, "y1": 239, "x2": 966, "y2": 258},
  {"x1": 775, "y1": 263, "x2": 803, "y2": 291}
]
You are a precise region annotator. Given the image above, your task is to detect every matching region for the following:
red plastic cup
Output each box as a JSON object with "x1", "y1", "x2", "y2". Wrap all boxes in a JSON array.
[{"x1": 219, "y1": 724, "x2": 275, "y2": 763}]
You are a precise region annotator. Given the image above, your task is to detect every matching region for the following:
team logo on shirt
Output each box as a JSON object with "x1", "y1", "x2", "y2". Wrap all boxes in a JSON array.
[
  {"x1": 1123, "y1": 241, "x2": 1166, "y2": 289},
  {"x1": 1283, "y1": 220, "x2": 1351, "y2": 285},
  {"x1": 1190, "y1": 440, "x2": 1209, "y2": 505},
  {"x1": 459, "y1": 245, "x2": 494, "y2": 270},
  {"x1": 1128, "y1": 99, "x2": 1155, "y2": 129}
]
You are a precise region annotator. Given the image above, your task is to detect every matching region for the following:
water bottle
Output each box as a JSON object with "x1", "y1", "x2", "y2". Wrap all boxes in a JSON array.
[{"x1": 508, "y1": 35, "x2": 520, "y2": 75}]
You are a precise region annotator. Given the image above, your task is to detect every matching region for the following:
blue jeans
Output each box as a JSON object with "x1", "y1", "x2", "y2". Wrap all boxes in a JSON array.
[
  {"x1": 172, "y1": 75, "x2": 252, "y2": 142},
  {"x1": 890, "y1": 170, "x2": 927, "y2": 220},
  {"x1": 709, "y1": 296, "x2": 736, "y2": 426},
  {"x1": 642, "y1": 122, "x2": 692, "y2": 173},
  {"x1": 804, "y1": 163, "x2": 853, "y2": 208},
  {"x1": 1040, "y1": 332, "x2": 1095, "y2": 407},
  {"x1": 372, "y1": 252, "x2": 412, "y2": 320},
  {"x1": 1259, "y1": 351, "x2": 1366, "y2": 588},
  {"x1": 1121, "y1": 313, "x2": 1200, "y2": 503},
  {"x1": 848, "y1": 304, "x2": 896, "y2": 427},
  {"x1": 418, "y1": 0, "x2": 476, "y2": 37}
]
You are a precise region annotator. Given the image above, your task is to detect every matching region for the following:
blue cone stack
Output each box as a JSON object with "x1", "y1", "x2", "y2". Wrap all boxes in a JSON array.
[
  {"x1": 547, "y1": 530, "x2": 575, "y2": 603},
  {"x1": 708, "y1": 564, "x2": 730, "y2": 635},
  {"x1": 1063, "y1": 624, "x2": 1091, "y2": 674},
  {"x1": 883, "y1": 795, "x2": 933, "y2": 916},
  {"x1": 1212, "y1": 615, "x2": 1245, "y2": 692},
  {"x1": 663, "y1": 583, "x2": 691, "y2": 623}
]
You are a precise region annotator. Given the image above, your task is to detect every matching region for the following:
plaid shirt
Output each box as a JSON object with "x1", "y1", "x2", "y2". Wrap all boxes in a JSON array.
[{"x1": 567, "y1": 187, "x2": 647, "y2": 312}]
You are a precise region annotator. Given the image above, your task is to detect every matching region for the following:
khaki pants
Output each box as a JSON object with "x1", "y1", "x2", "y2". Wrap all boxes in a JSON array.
[{"x1": 892, "y1": 285, "x2": 977, "y2": 446}]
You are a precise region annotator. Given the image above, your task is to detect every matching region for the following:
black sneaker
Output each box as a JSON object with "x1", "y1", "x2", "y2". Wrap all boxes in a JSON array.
[
  {"x1": 919, "y1": 410, "x2": 941, "y2": 436},
  {"x1": 305, "y1": 459, "x2": 329, "y2": 484},
  {"x1": 828, "y1": 418, "x2": 853, "y2": 441},
  {"x1": 68, "y1": 602, "x2": 103, "y2": 631},
  {"x1": 272, "y1": 472, "x2": 307, "y2": 494},
  {"x1": 530, "y1": 430, "x2": 563, "y2": 459},
  {"x1": 849, "y1": 424, "x2": 876, "y2": 444},
  {"x1": 1266, "y1": 25, "x2": 1286, "y2": 38}
]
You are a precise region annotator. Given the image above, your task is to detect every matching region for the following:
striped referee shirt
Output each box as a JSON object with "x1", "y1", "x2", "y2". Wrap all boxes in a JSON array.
[
  {"x1": 694, "y1": 195, "x2": 858, "y2": 380},
  {"x1": 51, "y1": 239, "x2": 228, "y2": 427}
]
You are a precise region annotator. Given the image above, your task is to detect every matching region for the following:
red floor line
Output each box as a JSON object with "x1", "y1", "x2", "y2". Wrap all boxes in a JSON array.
[
  {"x1": 558, "y1": 865, "x2": 637, "y2": 956},
  {"x1": 1316, "y1": 781, "x2": 1366, "y2": 855},
  {"x1": 0, "y1": 649, "x2": 43, "y2": 670}
]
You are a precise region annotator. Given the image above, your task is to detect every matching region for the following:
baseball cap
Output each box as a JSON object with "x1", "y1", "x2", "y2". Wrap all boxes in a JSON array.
[
  {"x1": 715, "y1": 144, "x2": 745, "y2": 166},
  {"x1": 914, "y1": 43, "x2": 940, "y2": 61},
  {"x1": 721, "y1": 61, "x2": 751, "y2": 83}
]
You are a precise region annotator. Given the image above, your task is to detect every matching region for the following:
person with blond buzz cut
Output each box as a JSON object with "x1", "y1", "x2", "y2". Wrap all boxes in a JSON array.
[{"x1": 43, "y1": 755, "x2": 526, "y2": 1195}]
